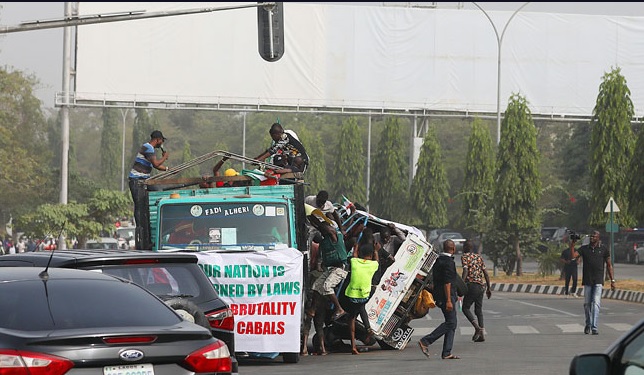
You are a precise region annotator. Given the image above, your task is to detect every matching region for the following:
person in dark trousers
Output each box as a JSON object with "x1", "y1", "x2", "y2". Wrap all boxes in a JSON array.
[
  {"x1": 128, "y1": 130, "x2": 169, "y2": 231},
  {"x1": 345, "y1": 242, "x2": 379, "y2": 355},
  {"x1": 560, "y1": 241, "x2": 579, "y2": 298},
  {"x1": 571, "y1": 230, "x2": 616, "y2": 335},
  {"x1": 461, "y1": 239, "x2": 492, "y2": 342},
  {"x1": 418, "y1": 239, "x2": 460, "y2": 360}
]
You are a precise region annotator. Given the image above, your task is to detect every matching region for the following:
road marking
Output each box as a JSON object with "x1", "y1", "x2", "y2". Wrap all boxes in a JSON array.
[
  {"x1": 508, "y1": 325, "x2": 539, "y2": 334},
  {"x1": 460, "y1": 326, "x2": 475, "y2": 335},
  {"x1": 557, "y1": 324, "x2": 585, "y2": 333},
  {"x1": 605, "y1": 323, "x2": 632, "y2": 331},
  {"x1": 504, "y1": 298, "x2": 579, "y2": 317}
]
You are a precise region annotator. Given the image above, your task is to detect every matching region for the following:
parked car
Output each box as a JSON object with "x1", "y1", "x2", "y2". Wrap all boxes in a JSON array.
[
  {"x1": 541, "y1": 226, "x2": 568, "y2": 243},
  {"x1": 116, "y1": 226, "x2": 136, "y2": 249},
  {"x1": 630, "y1": 245, "x2": 644, "y2": 265},
  {"x1": 433, "y1": 232, "x2": 466, "y2": 253},
  {"x1": 614, "y1": 229, "x2": 644, "y2": 263},
  {"x1": 569, "y1": 317, "x2": 644, "y2": 375},
  {"x1": 0, "y1": 267, "x2": 232, "y2": 375},
  {"x1": 85, "y1": 237, "x2": 119, "y2": 250},
  {"x1": 427, "y1": 228, "x2": 452, "y2": 244},
  {"x1": 0, "y1": 249, "x2": 238, "y2": 374}
]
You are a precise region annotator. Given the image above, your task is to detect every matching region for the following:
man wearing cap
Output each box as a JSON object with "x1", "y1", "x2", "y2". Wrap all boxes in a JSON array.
[{"x1": 129, "y1": 130, "x2": 170, "y2": 233}]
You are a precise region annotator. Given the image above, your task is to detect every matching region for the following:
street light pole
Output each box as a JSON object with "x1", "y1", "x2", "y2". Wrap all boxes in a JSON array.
[
  {"x1": 120, "y1": 108, "x2": 131, "y2": 192},
  {"x1": 473, "y1": 2, "x2": 530, "y2": 145}
]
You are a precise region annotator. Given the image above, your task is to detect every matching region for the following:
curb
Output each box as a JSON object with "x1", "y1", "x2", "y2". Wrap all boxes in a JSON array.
[{"x1": 490, "y1": 283, "x2": 644, "y2": 304}]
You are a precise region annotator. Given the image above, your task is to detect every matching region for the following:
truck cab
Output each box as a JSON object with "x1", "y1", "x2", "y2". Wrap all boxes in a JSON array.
[{"x1": 136, "y1": 153, "x2": 308, "y2": 364}]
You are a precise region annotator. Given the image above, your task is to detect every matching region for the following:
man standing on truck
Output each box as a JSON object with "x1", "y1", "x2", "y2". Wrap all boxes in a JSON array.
[
  {"x1": 255, "y1": 123, "x2": 309, "y2": 173},
  {"x1": 128, "y1": 130, "x2": 170, "y2": 229}
]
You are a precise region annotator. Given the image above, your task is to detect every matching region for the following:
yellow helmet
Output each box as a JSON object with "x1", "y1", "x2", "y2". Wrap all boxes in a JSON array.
[{"x1": 224, "y1": 168, "x2": 239, "y2": 177}]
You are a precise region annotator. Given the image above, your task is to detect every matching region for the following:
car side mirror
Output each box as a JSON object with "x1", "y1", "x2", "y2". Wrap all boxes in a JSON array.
[{"x1": 569, "y1": 353, "x2": 610, "y2": 375}]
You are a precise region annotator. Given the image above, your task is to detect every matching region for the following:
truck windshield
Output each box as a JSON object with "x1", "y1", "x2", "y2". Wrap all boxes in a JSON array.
[{"x1": 158, "y1": 202, "x2": 291, "y2": 251}]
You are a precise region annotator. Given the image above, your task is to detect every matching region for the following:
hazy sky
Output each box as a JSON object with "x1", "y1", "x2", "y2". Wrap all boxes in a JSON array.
[{"x1": 1, "y1": 2, "x2": 643, "y2": 109}]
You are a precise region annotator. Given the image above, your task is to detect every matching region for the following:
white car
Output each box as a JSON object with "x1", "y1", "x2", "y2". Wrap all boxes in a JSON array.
[
  {"x1": 632, "y1": 246, "x2": 644, "y2": 265},
  {"x1": 433, "y1": 232, "x2": 467, "y2": 253},
  {"x1": 85, "y1": 237, "x2": 119, "y2": 250},
  {"x1": 116, "y1": 226, "x2": 136, "y2": 249}
]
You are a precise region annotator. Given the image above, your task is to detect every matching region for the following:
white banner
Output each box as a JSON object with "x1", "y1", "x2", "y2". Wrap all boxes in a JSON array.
[
  {"x1": 195, "y1": 248, "x2": 303, "y2": 353},
  {"x1": 366, "y1": 233, "x2": 431, "y2": 334}
]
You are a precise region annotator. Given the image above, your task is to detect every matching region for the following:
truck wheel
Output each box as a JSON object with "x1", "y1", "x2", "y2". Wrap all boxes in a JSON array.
[
  {"x1": 282, "y1": 352, "x2": 300, "y2": 363},
  {"x1": 164, "y1": 297, "x2": 210, "y2": 330}
]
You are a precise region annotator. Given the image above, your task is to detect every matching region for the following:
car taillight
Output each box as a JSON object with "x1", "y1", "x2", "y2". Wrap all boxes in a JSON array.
[
  {"x1": 183, "y1": 340, "x2": 232, "y2": 373},
  {"x1": 0, "y1": 349, "x2": 74, "y2": 375},
  {"x1": 207, "y1": 307, "x2": 235, "y2": 331}
]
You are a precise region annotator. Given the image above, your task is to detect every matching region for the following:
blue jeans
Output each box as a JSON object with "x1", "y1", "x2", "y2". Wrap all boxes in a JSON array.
[
  {"x1": 583, "y1": 284, "x2": 603, "y2": 332},
  {"x1": 420, "y1": 294, "x2": 457, "y2": 358}
]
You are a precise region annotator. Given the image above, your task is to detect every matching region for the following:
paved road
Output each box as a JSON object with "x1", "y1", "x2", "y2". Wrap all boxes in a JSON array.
[
  {"x1": 239, "y1": 292, "x2": 642, "y2": 375},
  {"x1": 484, "y1": 255, "x2": 644, "y2": 282}
]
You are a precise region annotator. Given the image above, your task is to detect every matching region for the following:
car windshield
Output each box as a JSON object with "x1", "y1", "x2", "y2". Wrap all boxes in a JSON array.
[
  {"x1": 0, "y1": 278, "x2": 181, "y2": 331},
  {"x1": 117, "y1": 227, "x2": 135, "y2": 239},
  {"x1": 442, "y1": 233, "x2": 463, "y2": 240},
  {"x1": 159, "y1": 202, "x2": 291, "y2": 250}
]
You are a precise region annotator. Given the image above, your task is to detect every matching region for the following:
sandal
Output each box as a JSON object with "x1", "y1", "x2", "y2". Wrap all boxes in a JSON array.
[
  {"x1": 418, "y1": 341, "x2": 430, "y2": 358},
  {"x1": 442, "y1": 354, "x2": 461, "y2": 360},
  {"x1": 331, "y1": 311, "x2": 347, "y2": 321}
]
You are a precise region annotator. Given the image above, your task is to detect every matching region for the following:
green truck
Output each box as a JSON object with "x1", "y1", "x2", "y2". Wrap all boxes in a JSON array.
[{"x1": 135, "y1": 152, "x2": 308, "y2": 363}]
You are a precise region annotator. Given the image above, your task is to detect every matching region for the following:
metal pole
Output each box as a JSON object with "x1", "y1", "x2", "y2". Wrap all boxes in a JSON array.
[
  {"x1": 58, "y1": 2, "x2": 73, "y2": 250},
  {"x1": 242, "y1": 112, "x2": 247, "y2": 170},
  {"x1": 120, "y1": 108, "x2": 131, "y2": 192},
  {"x1": 472, "y1": 2, "x2": 530, "y2": 145},
  {"x1": 610, "y1": 201, "x2": 615, "y2": 266},
  {"x1": 366, "y1": 115, "x2": 372, "y2": 211}
]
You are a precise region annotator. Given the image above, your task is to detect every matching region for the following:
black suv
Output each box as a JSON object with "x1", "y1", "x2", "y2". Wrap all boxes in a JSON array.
[
  {"x1": 0, "y1": 249, "x2": 238, "y2": 374},
  {"x1": 614, "y1": 230, "x2": 644, "y2": 263}
]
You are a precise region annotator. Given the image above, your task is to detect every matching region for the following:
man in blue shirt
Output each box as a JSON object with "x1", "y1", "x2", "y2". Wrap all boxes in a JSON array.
[{"x1": 128, "y1": 130, "x2": 170, "y2": 238}]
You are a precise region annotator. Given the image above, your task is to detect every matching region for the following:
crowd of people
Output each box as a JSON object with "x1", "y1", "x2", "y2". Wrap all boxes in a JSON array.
[{"x1": 121, "y1": 122, "x2": 616, "y2": 359}]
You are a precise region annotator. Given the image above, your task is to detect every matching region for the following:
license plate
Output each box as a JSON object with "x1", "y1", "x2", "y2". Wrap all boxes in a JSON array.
[{"x1": 103, "y1": 363, "x2": 154, "y2": 375}]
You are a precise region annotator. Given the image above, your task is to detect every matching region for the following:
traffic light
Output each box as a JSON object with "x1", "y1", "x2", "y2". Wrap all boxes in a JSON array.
[{"x1": 257, "y1": 2, "x2": 284, "y2": 62}]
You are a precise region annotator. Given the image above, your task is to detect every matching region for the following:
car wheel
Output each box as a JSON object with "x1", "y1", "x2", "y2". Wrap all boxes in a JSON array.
[
  {"x1": 164, "y1": 297, "x2": 210, "y2": 329},
  {"x1": 282, "y1": 352, "x2": 300, "y2": 363}
]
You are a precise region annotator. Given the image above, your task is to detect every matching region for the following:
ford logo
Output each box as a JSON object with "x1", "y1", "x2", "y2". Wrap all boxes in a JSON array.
[{"x1": 119, "y1": 349, "x2": 144, "y2": 362}]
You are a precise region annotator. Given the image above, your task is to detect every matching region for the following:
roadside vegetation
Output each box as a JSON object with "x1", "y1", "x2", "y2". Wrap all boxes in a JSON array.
[{"x1": 0, "y1": 66, "x2": 641, "y2": 260}]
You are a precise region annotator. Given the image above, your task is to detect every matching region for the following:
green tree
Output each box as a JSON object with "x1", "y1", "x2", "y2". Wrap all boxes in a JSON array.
[
  {"x1": 180, "y1": 140, "x2": 200, "y2": 178},
  {"x1": 590, "y1": 67, "x2": 636, "y2": 228},
  {"x1": 461, "y1": 118, "x2": 495, "y2": 250},
  {"x1": 410, "y1": 125, "x2": 448, "y2": 228},
  {"x1": 0, "y1": 69, "x2": 52, "y2": 219},
  {"x1": 298, "y1": 127, "x2": 326, "y2": 197},
  {"x1": 370, "y1": 117, "x2": 408, "y2": 221},
  {"x1": 332, "y1": 117, "x2": 366, "y2": 204},
  {"x1": 15, "y1": 189, "x2": 131, "y2": 245},
  {"x1": 628, "y1": 125, "x2": 644, "y2": 225},
  {"x1": 493, "y1": 94, "x2": 541, "y2": 276},
  {"x1": 101, "y1": 107, "x2": 121, "y2": 189}
]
